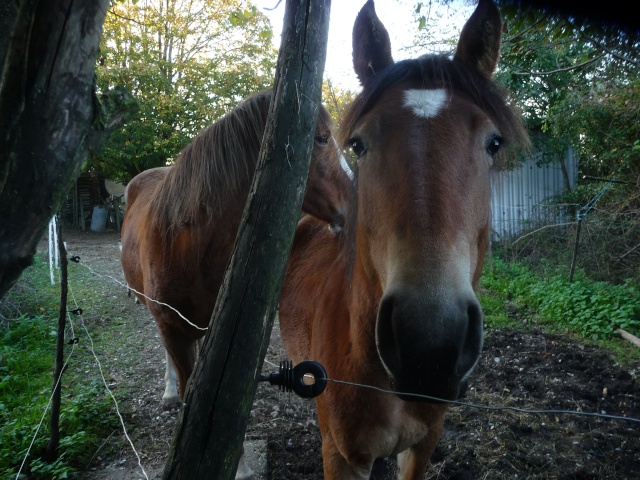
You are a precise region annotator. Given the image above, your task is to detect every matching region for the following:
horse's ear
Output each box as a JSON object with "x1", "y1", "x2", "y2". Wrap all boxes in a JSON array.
[
  {"x1": 352, "y1": 0, "x2": 394, "y2": 87},
  {"x1": 453, "y1": 0, "x2": 503, "y2": 77}
]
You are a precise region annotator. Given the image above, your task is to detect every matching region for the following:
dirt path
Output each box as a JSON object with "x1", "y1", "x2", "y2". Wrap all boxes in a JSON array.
[{"x1": 56, "y1": 228, "x2": 640, "y2": 480}]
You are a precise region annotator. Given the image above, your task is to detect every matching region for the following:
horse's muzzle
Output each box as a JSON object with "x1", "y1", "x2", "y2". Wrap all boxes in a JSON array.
[{"x1": 375, "y1": 288, "x2": 483, "y2": 402}]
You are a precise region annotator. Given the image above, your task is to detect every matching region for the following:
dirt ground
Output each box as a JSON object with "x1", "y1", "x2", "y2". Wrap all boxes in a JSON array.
[{"x1": 51, "y1": 228, "x2": 640, "y2": 480}]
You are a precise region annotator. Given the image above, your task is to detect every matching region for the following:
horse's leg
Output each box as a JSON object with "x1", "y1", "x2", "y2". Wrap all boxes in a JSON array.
[
  {"x1": 396, "y1": 412, "x2": 446, "y2": 480},
  {"x1": 161, "y1": 348, "x2": 180, "y2": 408},
  {"x1": 161, "y1": 330, "x2": 198, "y2": 400},
  {"x1": 164, "y1": 335, "x2": 255, "y2": 480},
  {"x1": 195, "y1": 337, "x2": 204, "y2": 359},
  {"x1": 161, "y1": 337, "x2": 202, "y2": 407},
  {"x1": 189, "y1": 337, "x2": 254, "y2": 480}
]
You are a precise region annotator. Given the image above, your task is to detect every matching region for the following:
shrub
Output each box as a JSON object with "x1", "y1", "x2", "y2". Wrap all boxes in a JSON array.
[
  {"x1": 481, "y1": 259, "x2": 640, "y2": 340},
  {"x1": 0, "y1": 255, "x2": 119, "y2": 479}
]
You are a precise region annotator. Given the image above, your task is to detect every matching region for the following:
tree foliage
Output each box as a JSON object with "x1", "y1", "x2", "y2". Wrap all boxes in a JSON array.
[
  {"x1": 322, "y1": 79, "x2": 357, "y2": 126},
  {"x1": 93, "y1": 0, "x2": 277, "y2": 183},
  {"x1": 414, "y1": 1, "x2": 639, "y2": 199},
  {"x1": 496, "y1": 1, "x2": 640, "y2": 189}
]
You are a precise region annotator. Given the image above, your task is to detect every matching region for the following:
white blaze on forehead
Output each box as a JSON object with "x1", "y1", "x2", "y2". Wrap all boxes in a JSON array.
[
  {"x1": 404, "y1": 88, "x2": 448, "y2": 118},
  {"x1": 333, "y1": 138, "x2": 354, "y2": 181}
]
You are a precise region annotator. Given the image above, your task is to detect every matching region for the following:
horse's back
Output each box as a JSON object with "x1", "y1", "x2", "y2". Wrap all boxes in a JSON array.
[
  {"x1": 121, "y1": 165, "x2": 235, "y2": 333},
  {"x1": 121, "y1": 167, "x2": 171, "y2": 306},
  {"x1": 124, "y1": 166, "x2": 171, "y2": 208}
]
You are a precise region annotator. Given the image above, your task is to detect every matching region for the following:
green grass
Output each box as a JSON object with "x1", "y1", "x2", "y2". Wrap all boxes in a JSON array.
[
  {"x1": 479, "y1": 257, "x2": 640, "y2": 365},
  {"x1": 0, "y1": 257, "x2": 119, "y2": 479}
]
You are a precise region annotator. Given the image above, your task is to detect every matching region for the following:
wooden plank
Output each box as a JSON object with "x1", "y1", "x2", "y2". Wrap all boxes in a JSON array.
[{"x1": 618, "y1": 329, "x2": 640, "y2": 348}]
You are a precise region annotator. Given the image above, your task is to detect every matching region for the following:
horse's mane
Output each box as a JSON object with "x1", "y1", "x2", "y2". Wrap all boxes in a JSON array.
[
  {"x1": 150, "y1": 89, "x2": 273, "y2": 238},
  {"x1": 339, "y1": 54, "x2": 530, "y2": 168}
]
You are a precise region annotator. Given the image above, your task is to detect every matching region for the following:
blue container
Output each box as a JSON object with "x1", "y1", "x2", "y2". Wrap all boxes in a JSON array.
[{"x1": 90, "y1": 205, "x2": 107, "y2": 232}]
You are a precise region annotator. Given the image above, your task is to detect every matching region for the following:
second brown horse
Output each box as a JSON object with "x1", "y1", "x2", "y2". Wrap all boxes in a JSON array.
[{"x1": 121, "y1": 88, "x2": 352, "y2": 406}]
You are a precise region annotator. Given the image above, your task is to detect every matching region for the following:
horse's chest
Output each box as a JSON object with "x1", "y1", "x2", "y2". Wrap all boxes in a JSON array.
[
  {"x1": 385, "y1": 405, "x2": 432, "y2": 454},
  {"x1": 342, "y1": 399, "x2": 435, "y2": 457}
]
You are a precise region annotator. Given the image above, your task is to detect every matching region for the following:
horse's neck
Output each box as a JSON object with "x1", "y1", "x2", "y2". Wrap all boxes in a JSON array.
[{"x1": 347, "y1": 252, "x2": 384, "y2": 361}]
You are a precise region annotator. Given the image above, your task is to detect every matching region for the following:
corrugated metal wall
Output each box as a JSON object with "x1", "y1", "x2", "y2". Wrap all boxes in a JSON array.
[{"x1": 490, "y1": 147, "x2": 578, "y2": 240}]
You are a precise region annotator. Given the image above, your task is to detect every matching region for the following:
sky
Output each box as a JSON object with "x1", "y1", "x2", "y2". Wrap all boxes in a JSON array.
[{"x1": 251, "y1": 0, "x2": 475, "y2": 92}]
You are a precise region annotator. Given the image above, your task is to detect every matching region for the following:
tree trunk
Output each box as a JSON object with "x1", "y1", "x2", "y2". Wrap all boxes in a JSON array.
[
  {"x1": 0, "y1": 0, "x2": 110, "y2": 299},
  {"x1": 162, "y1": 0, "x2": 331, "y2": 478}
]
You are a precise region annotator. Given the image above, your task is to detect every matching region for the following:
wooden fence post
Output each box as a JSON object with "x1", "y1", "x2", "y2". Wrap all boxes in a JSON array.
[
  {"x1": 45, "y1": 218, "x2": 67, "y2": 460},
  {"x1": 162, "y1": 1, "x2": 331, "y2": 478}
]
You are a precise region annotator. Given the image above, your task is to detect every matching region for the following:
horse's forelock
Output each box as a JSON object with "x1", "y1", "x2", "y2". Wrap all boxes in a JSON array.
[{"x1": 339, "y1": 55, "x2": 529, "y2": 167}]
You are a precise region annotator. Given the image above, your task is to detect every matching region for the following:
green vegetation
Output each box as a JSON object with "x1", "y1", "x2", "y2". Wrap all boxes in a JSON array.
[
  {"x1": 0, "y1": 258, "x2": 118, "y2": 479},
  {"x1": 480, "y1": 257, "x2": 640, "y2": 343}
]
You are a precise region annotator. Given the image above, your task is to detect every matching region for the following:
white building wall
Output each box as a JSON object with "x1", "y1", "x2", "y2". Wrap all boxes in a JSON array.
[{"x1": 490, "y1": 147, "x2": 578, "y2": 240}]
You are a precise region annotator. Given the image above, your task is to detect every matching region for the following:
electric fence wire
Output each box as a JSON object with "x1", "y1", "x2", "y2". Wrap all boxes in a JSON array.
[
  {"x1": 75, "y1": 250, "x2": 640, "y2": 451},
  {"x1": 16, "y1": 237, "x2": 149, "y2": 480},
  {"x1": 15, "y1": 309, "x2": 78, "y2": 480},
  {"x1": 78, "y1": 261, "x2": 207, "y2": 332},
  {"x1": 324, "y1": 378, "x2": 640, "y2": 424},
  {"x1": 66, "y1": 262, "x2": 149, "y2": 480}
]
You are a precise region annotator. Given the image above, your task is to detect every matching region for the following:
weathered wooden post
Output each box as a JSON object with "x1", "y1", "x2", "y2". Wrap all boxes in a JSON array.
[
  {"x1": 162, "y1": 0, "x2": 331, "y2": 478},
  {"x1": 45, "y1": 219, "x2": 67, "y2": 461}
]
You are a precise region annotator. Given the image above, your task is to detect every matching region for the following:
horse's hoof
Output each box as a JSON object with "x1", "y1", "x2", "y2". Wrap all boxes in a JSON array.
[
  {"x1": 161, "y1": 396, "x2": 181, "y2": 410},
  {"x1": 234, "y1": 472, "x2": 254, "y2": 480}
]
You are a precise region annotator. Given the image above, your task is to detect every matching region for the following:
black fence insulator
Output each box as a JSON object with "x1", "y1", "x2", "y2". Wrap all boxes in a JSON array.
[
  {"x1": 68, "y1": 337, "x2": 79, "y2": 345},
  {"x1": 70, "y1": 308, "x2": 83, "y2": 315},
  {"x1": 259, "y1": 360, "x2": 327, "y2": 399},
  {"x1": 69, "y1": 256, "x2": 80, "y2": 263}
]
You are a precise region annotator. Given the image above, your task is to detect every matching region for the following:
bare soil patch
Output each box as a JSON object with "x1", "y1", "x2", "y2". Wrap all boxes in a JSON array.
[{"x1": 52, "y1": 229, "x2": 639, "y2": 480}]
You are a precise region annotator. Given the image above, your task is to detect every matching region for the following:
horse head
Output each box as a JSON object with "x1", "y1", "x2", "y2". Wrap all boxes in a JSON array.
[
  {"x1": 342, "y1": 0, "x2": 527, "y2": 401},
  {"x1": 303, "y1": 106, "x2": 354, "y2": 233}
]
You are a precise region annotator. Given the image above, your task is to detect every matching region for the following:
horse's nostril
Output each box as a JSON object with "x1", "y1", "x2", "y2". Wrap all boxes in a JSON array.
[
  {"x1": 460, "y1": 299, "x2": 483, "y2": 374},
  {"x1": 378, "y1": 295, "x2": 394, "y2": 324},
  {"x1": 468, "y1": 300, "x2": 482, "y2": 323},
  {"x1": 376, "y1": 290, "x2": 484, "y2": 400},
  {"x1": 466, "y1": 301, "x2": 483, "y2": 342},
  {"x1": 376, "y1": 294, "x2": 402, "y2": 374}
]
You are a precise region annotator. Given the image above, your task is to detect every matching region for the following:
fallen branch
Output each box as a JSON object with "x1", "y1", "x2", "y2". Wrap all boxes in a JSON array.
[{"x1": 618, "y1": 329, "x2": 640, "y2": 348}]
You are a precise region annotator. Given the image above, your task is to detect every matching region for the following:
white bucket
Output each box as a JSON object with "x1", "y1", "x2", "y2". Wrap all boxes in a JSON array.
[{"x1": 90, "y1": 205, "x2": 107, "y2": 232}]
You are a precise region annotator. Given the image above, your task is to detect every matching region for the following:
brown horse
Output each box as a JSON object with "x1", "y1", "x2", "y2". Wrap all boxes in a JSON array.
[
  {"x1": 279, "y1": 0, "x2": 529, "y2": 478},
  {"x1": 120, "y1": 88, "x2": 352, "y2": 410}
]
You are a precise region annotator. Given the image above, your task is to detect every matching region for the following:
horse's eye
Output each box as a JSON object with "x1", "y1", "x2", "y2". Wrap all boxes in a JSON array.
[
  {"x1": 315, "y1": 134, "x2": 329, "y2": 146},
  {"x1": 349, "y1": 137, "x2": 367, "y2": 157},
  {"x1": 486, "y1": 135, "x2": 502, "y2": 157}
]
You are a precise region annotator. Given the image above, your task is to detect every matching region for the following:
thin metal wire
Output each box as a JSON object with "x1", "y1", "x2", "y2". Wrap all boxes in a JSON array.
[
  {"x1": 66, "y1": 273, "x2": 150, "y2": 480},
  {"x1": 15, "y1": 324, "x2": 78, "y2": 479},
  {"x1": 78, "y1": 261, "x2": 207, "y2": 331},
  {"x1": 77, "y1": 252, "x2": 640, "y2": 428},
  {"x1": 325, "y1": 378, "x2": 640, "y2": 424}
]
